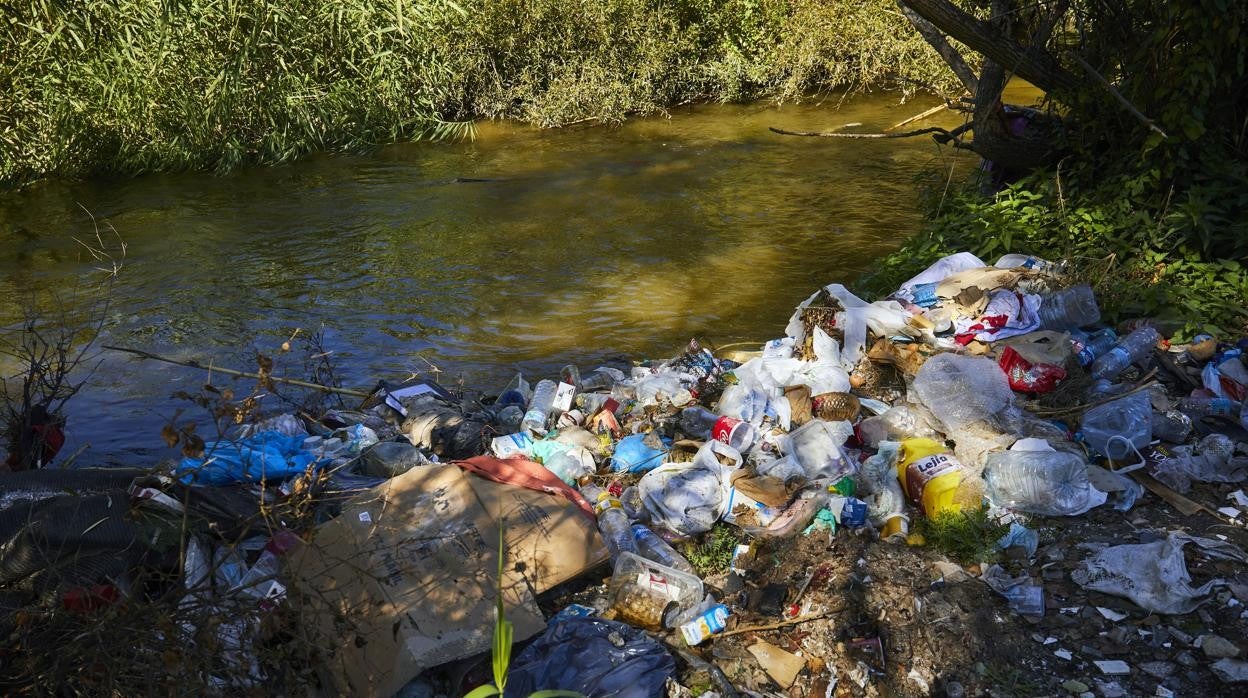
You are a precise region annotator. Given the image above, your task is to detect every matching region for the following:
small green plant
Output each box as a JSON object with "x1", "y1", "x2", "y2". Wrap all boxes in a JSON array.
[
  {"x1": 913, "y1": 506, "x2": 1010, "y2": 566},
  {"x1": 464, "y1": 519, "x2": 583, "y2": 698},
  {"x1": 683, "y1": 522, "x2": 740, "y2": 577}
]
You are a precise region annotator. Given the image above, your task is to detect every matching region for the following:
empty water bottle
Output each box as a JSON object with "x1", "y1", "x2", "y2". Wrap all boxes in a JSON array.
[
  {"x1": 581, "y1": 484, "x2": 637, "y2": 563},
  {"x1": 1070, "y1": 328, "x2": 1118, "y2": 367},
  {"x1": 983, "y1": 448, "x2": 1093, "y2": 516},
  {"x1": 521, "y1": 379, "x2": 559, "y2": 435},
  {"x1": 1177, "y1": 396, "x2": 1241, "y2": 419},
  {"x1": 1037, "y1": 285, "x2": 1101, "y2": 330},
  {"x1": 679, "y1": 406, "x2": 719, "y2": 439},
  {"x1": 1090, "y1": 327, "x2": 1161, "y2": 381},
  {"x1": 631, "y1": 524, "x2": 695, "y2": 574}
]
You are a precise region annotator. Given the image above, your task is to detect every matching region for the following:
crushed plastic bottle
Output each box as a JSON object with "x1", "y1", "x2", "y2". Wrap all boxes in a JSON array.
[
  {"x1": 1090, "y1": 327, "x2": 1161, "y2": 381},
  {"x1": 1150, "y1": 410, "x2": 1193, "y2": 444},
  {"x1": 983, "y1": 443, "x2": 1093, "y2": 516},
  {"x1": 1037, "y1": 285, "x2": 1101, "y2": 330},
  {"x1": 1176, "y1": 396, "x2": 1241, "y2": 419},
  {"x1": 631, "y1": 524, "x2": 695, "y2": 575}
]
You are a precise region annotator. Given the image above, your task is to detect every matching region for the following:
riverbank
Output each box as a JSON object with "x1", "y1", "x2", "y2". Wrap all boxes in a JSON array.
[
  {"x1": 4, "y1": 256, "x2": 1248, "y2": 696},
  {"x1": 2, "y1": 0, "x2": 954, "y2": 189}
]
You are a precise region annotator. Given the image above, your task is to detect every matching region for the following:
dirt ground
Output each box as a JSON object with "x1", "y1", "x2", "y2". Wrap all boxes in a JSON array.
[{"x1": 512, "y1": 479, "x2": 1248, "y2": 698}]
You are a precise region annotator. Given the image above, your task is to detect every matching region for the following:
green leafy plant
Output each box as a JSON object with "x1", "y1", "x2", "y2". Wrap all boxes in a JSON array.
[
  {"x1": 464, "y1": 519, "x2": 583, "y2": 698},
  {"x1": 912, "y1": 506, "x2": 1010, "y2": 566},
  {"x1": 683, "y1": 522, "x2": 740, "y2": 577}
]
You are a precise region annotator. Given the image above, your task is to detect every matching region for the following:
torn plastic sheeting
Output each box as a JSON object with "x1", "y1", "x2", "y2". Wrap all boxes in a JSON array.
[
  {"x1": 894, "y1": 252, "x2": 988, "y2": 302},
  {"x1": 1071, "y1": 532, "x2": 1248, "y2": 614},
  {"x1": 502, "y1": 617, "x2": 675, "y2": 698},
  {"x1": 784, "y1": 284, "x2": 911, "y2": 368},
  {"x1": 911, "y1": 353, "x2": 1021, "y2": 436}
]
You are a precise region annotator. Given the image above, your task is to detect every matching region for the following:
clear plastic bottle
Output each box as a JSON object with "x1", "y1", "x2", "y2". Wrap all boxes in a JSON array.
[
  {"x1": 983, "y1": 449, "x2": 1093, "y2": 516},
  {"x1": 1090, "y1": 327, "x2": 1161, "y2": 381},
  {"x1": 521, "y1": 379, "x2": 559, "y2": 435},
  {"x1": 1071, "y1": 328, "x2": 1118, "y2": 367},
  {"x1": 1038, "y1": 285, "x2": 1101, "y2": 330},
  {"x1": 631, "y1": 524, "x2": 695, "y2": 574},
  {"x1": 1176, "y1": 396, "x2": 1241, "y2": 419},
  {"x1": 581, "y1": 484, "x2": 638, "y2": 563}
]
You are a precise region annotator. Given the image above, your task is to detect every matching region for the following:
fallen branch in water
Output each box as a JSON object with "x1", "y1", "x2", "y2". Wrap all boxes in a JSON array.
[
  {"x1": 103, "y1": 345, "x2": 372, "y2": 398},
  {"x1": 770, "y1": 123, "x2": 971, "y2": 141}
]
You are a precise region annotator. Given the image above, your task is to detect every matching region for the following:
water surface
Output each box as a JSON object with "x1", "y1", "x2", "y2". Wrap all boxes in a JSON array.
[{"x1": 0, "y1": 93, "x2": 985, "y2": 464}]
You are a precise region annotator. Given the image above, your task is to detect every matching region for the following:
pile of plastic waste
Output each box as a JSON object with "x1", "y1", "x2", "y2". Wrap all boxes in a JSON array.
[{"x1": 7, "y1": 250, "x2": 1248, "y2": 695}]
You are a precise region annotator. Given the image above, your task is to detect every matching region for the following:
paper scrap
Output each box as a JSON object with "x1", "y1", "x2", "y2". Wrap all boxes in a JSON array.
[
  {"x1": 1055, "y1": 649, "x2": 1073, "y2": 660},
  {"x1": 1095, "y1": 660, "x2": 1131, "y2": 675}
]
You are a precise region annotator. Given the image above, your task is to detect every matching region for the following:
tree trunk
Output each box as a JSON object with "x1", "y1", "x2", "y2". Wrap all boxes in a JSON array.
[{"x1": 899, "y1": 0, "x2": 1078, "y2": 94}]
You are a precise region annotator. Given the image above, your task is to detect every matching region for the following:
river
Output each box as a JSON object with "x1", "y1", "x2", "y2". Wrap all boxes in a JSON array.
[{"x1": 0, "y1": 93, "x2": 984, "y2": 465}]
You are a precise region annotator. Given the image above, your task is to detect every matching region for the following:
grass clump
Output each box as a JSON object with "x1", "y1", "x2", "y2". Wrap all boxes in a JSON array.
[
  {"x1": 684, "y1": 522, "x2": 740, "y2": 577},
  {"x1": 912, "y1": 506, "x2": 1010, "y2": 566},
  {"x1": 1, "y1": 0, "x2": 956, "y2": 188}
]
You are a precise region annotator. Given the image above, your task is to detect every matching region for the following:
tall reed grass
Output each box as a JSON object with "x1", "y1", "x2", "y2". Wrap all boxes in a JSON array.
[{"x1": 1, "y1": 0, "x2": 954, "y2": 187}]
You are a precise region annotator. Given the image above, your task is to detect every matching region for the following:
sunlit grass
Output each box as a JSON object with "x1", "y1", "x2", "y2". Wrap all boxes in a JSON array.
[{"x1": 1, "y1": 0, "x2": 956, "y2": 188}]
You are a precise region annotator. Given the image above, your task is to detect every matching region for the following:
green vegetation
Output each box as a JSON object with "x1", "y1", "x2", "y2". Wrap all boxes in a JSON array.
[
  {"x1": 913, "y1": 506, "x2": 1009, "y2": 565},
  {"x1": 862, "y1": 1, "x2": 1248, "y2": 340},
  {"x1": 684, "y1": 522, "x2": 740, "y2": 576},
  {"x1": 2, "y1": 0, "x2": 954, "y2": 188}
]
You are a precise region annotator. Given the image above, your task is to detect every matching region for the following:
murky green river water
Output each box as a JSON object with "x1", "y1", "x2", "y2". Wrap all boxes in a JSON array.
[{"x1": 0, "y1": 93, "x2": 983, "y2": 465}]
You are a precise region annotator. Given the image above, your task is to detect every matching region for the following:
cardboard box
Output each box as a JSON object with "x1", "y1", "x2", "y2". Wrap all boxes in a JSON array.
[{"x1": 288, "y1": 464, "x2": 606, "y2": 697}]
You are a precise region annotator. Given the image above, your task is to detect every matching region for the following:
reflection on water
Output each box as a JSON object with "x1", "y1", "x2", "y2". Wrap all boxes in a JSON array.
[{"x1": 0, "y1": 94, "x2": 981, "y2": 465}]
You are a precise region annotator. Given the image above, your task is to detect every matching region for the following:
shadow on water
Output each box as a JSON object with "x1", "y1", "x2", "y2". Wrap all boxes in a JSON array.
[{"x1": 0, "y1": 94, "x2": 983, "y2": 464}]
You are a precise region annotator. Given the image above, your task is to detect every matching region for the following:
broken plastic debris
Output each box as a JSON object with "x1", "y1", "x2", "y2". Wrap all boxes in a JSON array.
[{"x1": 1096, "y1": 607, "x2": 1128, "y2": 622}]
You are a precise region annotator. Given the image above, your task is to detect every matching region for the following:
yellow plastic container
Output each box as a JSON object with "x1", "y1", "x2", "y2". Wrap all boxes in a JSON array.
[{"x1": 896, "y1": 438, "x2": 965, "y2": 516}]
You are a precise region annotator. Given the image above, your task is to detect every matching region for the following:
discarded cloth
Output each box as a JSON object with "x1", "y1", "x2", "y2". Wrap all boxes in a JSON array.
[
  {"x1": 1072, "y1": 532, "x2": 1248, "y2": 614},
  {"x1": 455, "y1": 455, "x2": 595, "y2": 518},
  {"x1": 954, "y1": 290, "x2": 1042, "y2": 344}
]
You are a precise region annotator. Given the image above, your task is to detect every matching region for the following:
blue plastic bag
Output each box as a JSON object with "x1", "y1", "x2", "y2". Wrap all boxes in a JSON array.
[
  {"x1": 611, "y1": 433, "x2": 669, "y2": 473},
  {"x1": 174, "y1": 431, "x2": 318, "y2": 486}
]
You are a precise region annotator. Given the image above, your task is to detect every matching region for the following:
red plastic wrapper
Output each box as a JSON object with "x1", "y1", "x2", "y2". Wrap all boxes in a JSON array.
[{"x1": 999, "y1": 346, "x2": 1067, "y2": 394}]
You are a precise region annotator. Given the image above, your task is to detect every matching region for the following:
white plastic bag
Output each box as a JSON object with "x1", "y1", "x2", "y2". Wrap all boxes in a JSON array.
[
  {"x1": 1071, "y1": 532, "x2": 1248, "y2": 614},
  {"x1": 637, "y1": 440, "x2": 743, "y2": 536}
]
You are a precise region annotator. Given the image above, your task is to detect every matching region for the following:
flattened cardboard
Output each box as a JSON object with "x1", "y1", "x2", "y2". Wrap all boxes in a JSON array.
[{"x1": 288, "y1": 464, "x2": 605, "y2": 697}]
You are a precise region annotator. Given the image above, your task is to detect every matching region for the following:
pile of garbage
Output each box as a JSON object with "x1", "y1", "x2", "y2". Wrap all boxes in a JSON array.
[{"x1": 5, "y1": 251, "x2": 1248, "y2": 696}]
